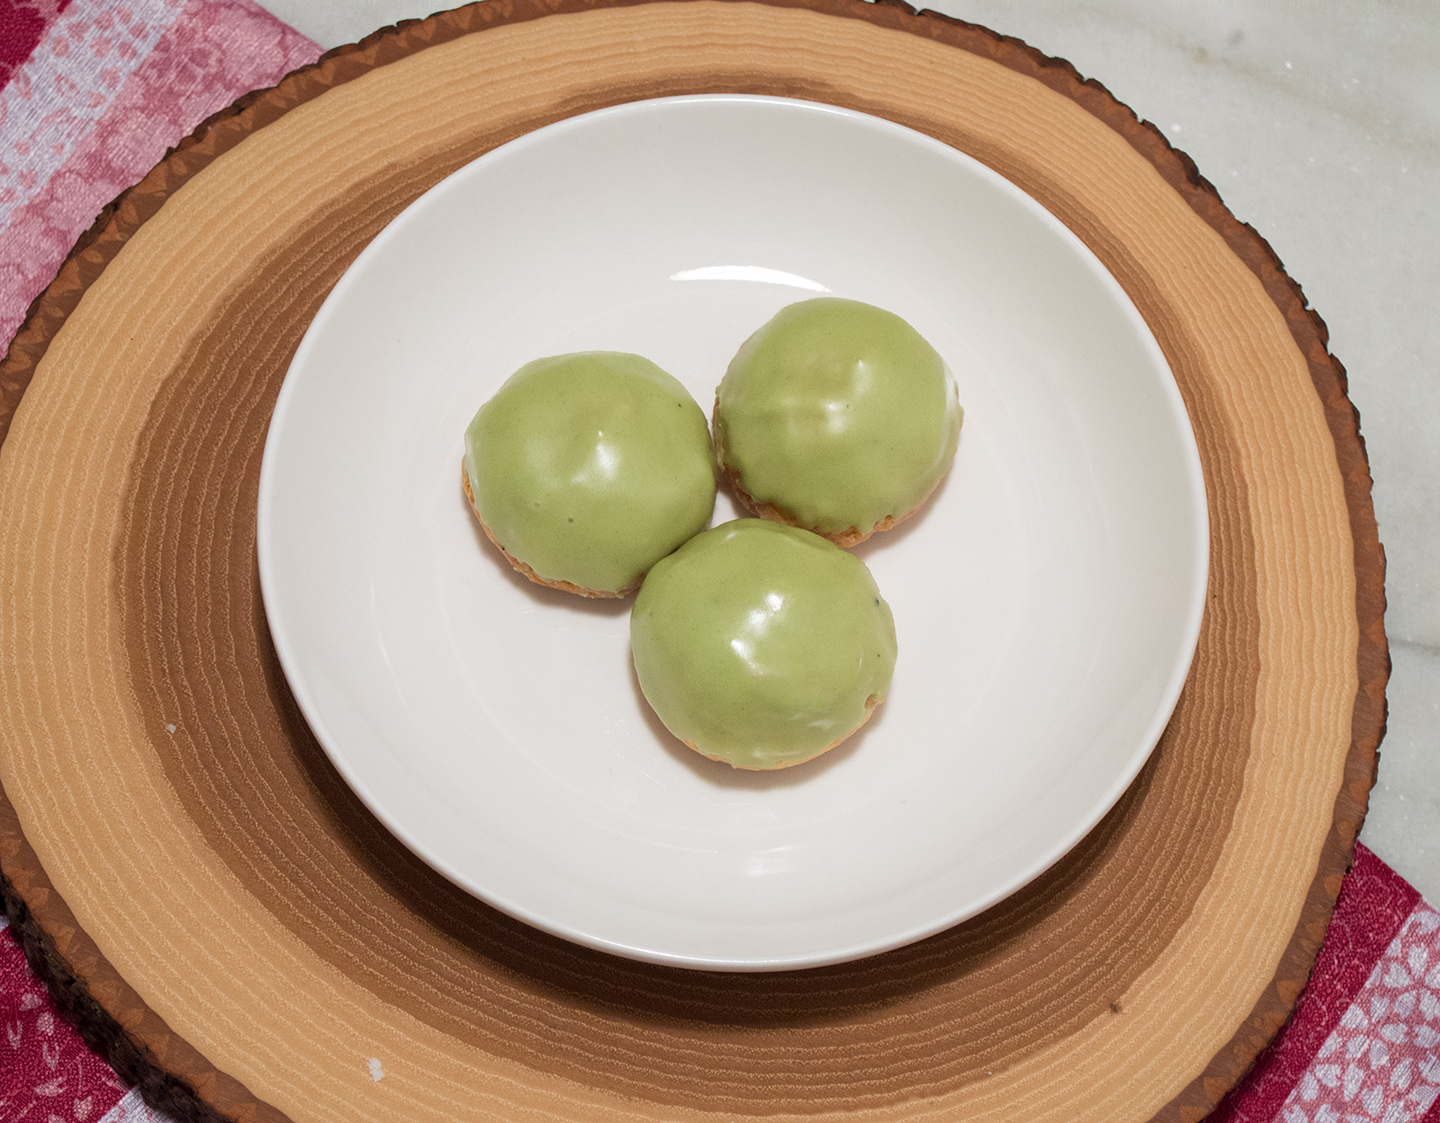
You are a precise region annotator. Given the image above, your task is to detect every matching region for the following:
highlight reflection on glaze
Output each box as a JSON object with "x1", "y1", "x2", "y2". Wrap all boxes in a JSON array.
[
  {"x1": 463, "y1": 352, "x2": 716, "y2": 595},
  {"x1": 631, "y1": 520, "x2": 897, "y2": 770},
  {"x1": 669, "y1": 265, "x2": 831, "y2": 292},
  {"x1": 715, "y1": 297, "x2": 962, "y2": 539}
]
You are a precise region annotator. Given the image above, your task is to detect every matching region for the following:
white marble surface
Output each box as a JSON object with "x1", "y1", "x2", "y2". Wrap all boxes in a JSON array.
[{"x1": 255, "y1": 0, "x2": 1440, "y2": 901}]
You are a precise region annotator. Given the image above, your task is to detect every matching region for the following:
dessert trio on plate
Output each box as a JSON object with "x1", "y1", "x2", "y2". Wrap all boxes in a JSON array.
[{"x1": 462, "y1": 297, "x2": 964, "y2": 770}]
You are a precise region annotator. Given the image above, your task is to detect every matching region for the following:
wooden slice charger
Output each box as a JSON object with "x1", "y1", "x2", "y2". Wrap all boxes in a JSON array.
[{"x1": 0, "y1": 2, "x2": 1385, "y2": 1121}]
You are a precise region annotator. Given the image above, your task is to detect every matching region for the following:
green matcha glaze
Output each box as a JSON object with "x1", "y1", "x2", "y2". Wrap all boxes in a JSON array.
[
  {"x1": 715, "y1": 298, "x2": 962, "y2": 537},
  {"x1": 463, "y1": 352, "x2": 716, "y2": 594},
  {"x1": 631, "y1": 520, "x2": 897, "y2": 769}
]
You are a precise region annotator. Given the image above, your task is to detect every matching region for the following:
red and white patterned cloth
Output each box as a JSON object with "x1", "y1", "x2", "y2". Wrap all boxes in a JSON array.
[
  {"x1": 0, "y1": 0, "x2": 318, "y2": 353},
  {"x1": 0, "y1": 913, "x2": 171, "y2": 1121},
  {"x1": 0, "y1": 2, "x2": 1434, "y2": 1121},
  {"x1": 1212, "y1": 844, "x2": 1440, "y2": 1123}
]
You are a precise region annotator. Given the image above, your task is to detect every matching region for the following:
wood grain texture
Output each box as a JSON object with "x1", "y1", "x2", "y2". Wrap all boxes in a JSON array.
[{"x1": 0, "y1": 1, "x2": 1384, "y2": 1121}]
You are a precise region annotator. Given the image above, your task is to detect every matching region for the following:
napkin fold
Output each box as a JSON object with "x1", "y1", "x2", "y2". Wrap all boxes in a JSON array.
[{"x1": 0, "y1": 2, "x2": 1425, "y2": 1122}]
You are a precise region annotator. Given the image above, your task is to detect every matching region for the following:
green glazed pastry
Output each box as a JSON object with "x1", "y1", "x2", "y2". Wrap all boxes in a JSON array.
[
  {"x1": 631, "y1": 519, "x2": 897, "y2": 770},
  {"x1": 462, "y1": 352, "x2": 716, "y2": 597},
  {"x1": 714, "y1": 297, "x2": 963, "y2": 546}
]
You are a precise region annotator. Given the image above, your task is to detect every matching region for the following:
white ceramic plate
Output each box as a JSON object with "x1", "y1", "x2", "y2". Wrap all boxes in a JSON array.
[{"x1": 258, "y1": 95, "x2": 1208, "y2": 971}]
